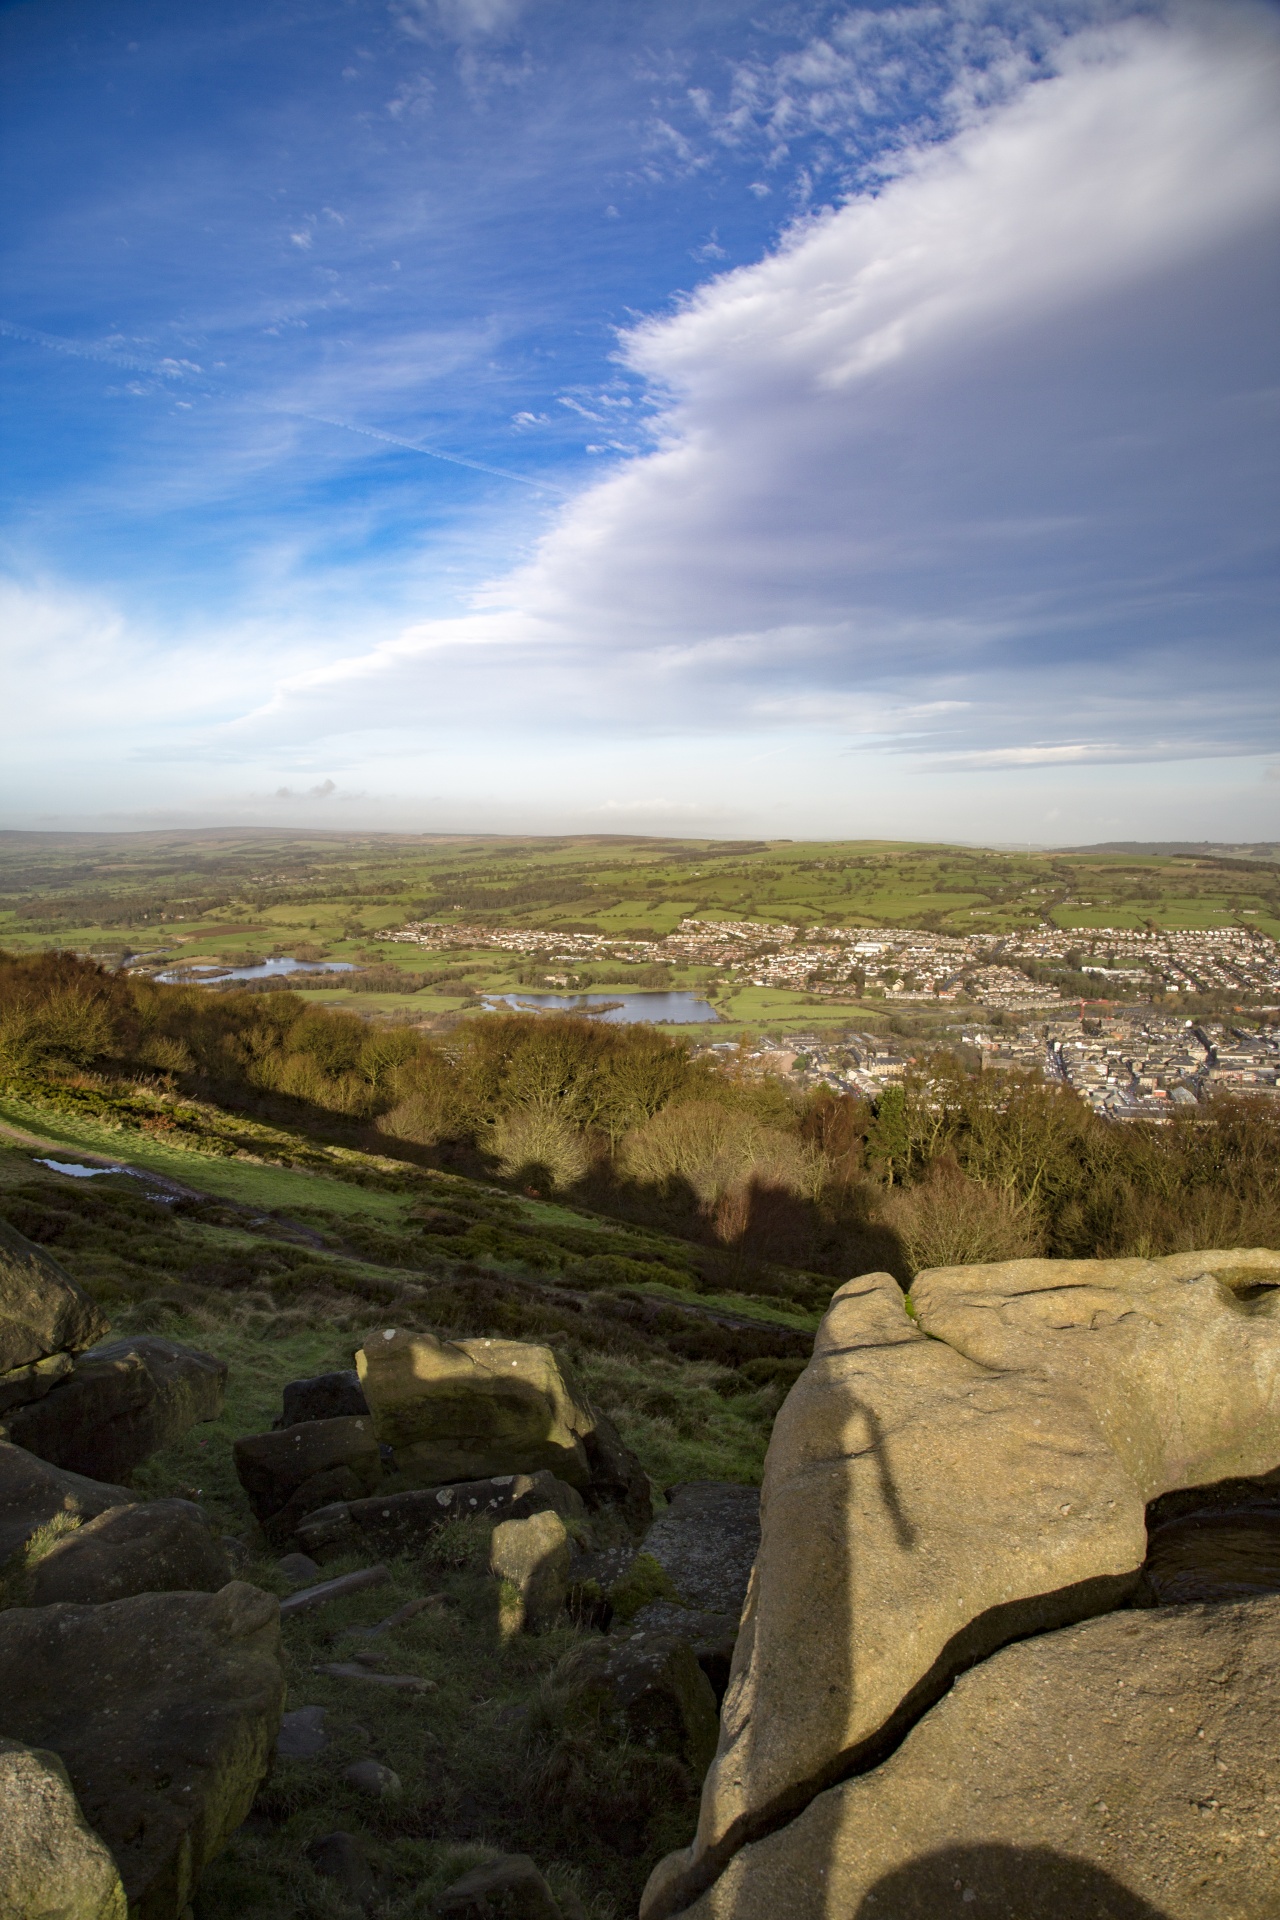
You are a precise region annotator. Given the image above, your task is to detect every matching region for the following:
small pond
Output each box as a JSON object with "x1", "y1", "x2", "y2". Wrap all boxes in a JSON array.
[
  {"x1": 481, "y1": 990, "x2": 719, "y2": 1025},
  {"x1": 155, "y1": 956, "x2": 356, "y2": 984}
]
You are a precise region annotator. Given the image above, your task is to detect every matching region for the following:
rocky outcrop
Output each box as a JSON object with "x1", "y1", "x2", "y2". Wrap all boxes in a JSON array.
[
  {"x1": 0, "y1": 1735, "x2": 127, "y2": 1920},
  {"x1": 0, "y1": 1440, "x2": 131, "y2": 1573},
  {"x1": 2, "y1": 1337, "x2": 228, "y2": 1482},
  {"x1": 296, "y1": 1467, "x2": 586, "y2": 1561},
  {"x1": 644, "y1": 1251, "x2": 1280, "y2": 1920},
  {"x1": 233, "y1": 1414, "x2": 381, "y2": 1545},
  {"x1": 356, "y1": 1330, "x2": 596, "y2": 1489},
  {"x1": 26, "y1": 1499, "x2": 232, "y2": 1606},
  {"x1": 675, "y1": 1597, "x2": 1280, "y2": 1920},
  {"x1": 0, "y1": 1582, "x2": 286, "y2": 1920},
  {"x1": 0, "y1": 1218, "x2": 108, "y2": 1379}
]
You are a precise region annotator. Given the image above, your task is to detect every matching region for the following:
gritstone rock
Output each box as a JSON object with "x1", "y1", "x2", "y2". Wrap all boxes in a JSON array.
[
  {"x1": 296, "y1": 1468, "x2": 585, "y2": 1562},
  {"x1": 0, "y1": 1351, "x2": 74, "y2": 1417},
  {"x1": 641, "y1": 1483, "x2": 759, "y2": 1617},
  {"x1": 587, "y1": 1632, "x2": 720, "y2": 1777},
  {"x1": 0, "y1": 1217, "x2": 109, "y2": 1378},
  {"x1": 279, "y1": 1369, "x2": 369, "y2": 1427},
  {"x1": 233, "y1": 1415, "x2": 381, "y2": 1545},
  {"x1": 2, "y1": 1337, "x2": 228, "y2": 1482},
  {"x1": 356, "y1": 1330, "x2": 595, "y2": 1490},
  {"x1": 275, "y1": 1705, "x2": 327, "y2": 1760},
  {"x1": 674, "y1": 1596, "x2": 1280, "y2": 1920},
  {"x1": 434, "y1": 1853, "x2": 566, "y2": 1919},
  {"x1": 582, "y1": 1410, "x2": 652, "y2": 1528},
  {"x1": 641, "y1": 1270, "x2": 1147, "y2": 1919},
  {"x1": 490, "y1": 1509, "x2": 571, "y2": 1635},
  {"x1": 621, "y1": 1605, "x2": 740, "y2": 1703},
  {"x1": 0, "y1": 1441, "x2": 131, "y2": 1573},
  {"x1": 343, "y1": 1758, "x2": 401, "y2": 1797},
  {"x1": 0, "y1": 1581, "x2": 286, "y2": 1920},
  {"x1": 909, "y1": 1247, "x2": 1280, "y2": 1499},
  {"x1": 0, "y1": 1734, "x2": 127, "y2": 1920},
  {"x1": 26, "y1": 1499, "x2": 232, "y2": 1606}
]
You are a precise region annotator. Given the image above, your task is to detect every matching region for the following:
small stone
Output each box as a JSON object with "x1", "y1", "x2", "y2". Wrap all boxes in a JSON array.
[
  {"x1": 434, "y1": 1852, "x2": 564, "y2": 1918},
  {"x1": 343, "y1": 1758, "x2": 401, "y2": 1798},
  {"x1": 306, "y1": 1830, "x2": 376, "y2": 1905},
  {"x1": 277, "y1": 1551, "x2": 321, "y2": 1587},
  {"x1": 490, "y1": 1510, "x2": 571, "y2": 1636},
  {"x1": 275, "y1": 1706, "x2": 327, "y2": 1760},
  {"x1": 281, "y1": 1370, "x2": 369, "y2": 1426}
]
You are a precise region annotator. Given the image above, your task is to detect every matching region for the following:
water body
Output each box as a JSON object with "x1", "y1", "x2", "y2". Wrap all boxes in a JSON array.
[
  {"x1": 482, "y1": 990, "x2": 718, "y2": 1025},
  {"x1": 155, "y1": 956, "x2": 356, "y2": 984}
]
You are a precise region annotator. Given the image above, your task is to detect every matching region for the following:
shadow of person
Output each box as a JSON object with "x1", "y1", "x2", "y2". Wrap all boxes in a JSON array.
[{"x1": 854, "y1": 1844, "x2": 1170, "y2": 1919}]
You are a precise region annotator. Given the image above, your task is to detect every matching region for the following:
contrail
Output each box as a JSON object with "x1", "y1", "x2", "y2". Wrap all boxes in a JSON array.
[{"x1": 0, "y1": 316, "x2": 565, "y2": 496}]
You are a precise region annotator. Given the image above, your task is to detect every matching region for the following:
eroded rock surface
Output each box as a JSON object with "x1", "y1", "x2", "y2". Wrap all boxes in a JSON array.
[
  {"x1": 0, "y1": 1581, "x2": 286, "y2": 1920},
  {"x1": 356, "y1": 1330, "x2": 595, "y2": 1489},
  {"x1": 675, "y1": 1597, "x2": 1280, "y2": 1920},
  {"x1": 26, "y1": 1499, "x2": 232, "y2": 1606}
]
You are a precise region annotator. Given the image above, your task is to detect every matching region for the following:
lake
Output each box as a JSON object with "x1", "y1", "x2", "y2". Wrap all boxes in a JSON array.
[
  {"x1": 481, "y1": 990, "x2": 719, "y2": 1025},
  {"x1": 155, "y1": 956, "x2": 356, "y2": 984}
]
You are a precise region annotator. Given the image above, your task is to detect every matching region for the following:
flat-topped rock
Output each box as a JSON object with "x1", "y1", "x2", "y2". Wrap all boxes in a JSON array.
[
  {"x1": 641, "y1": 1483, "x2": 760, "y2": 1618},
  {"x1": 910, "y1": 1247, "x2": 1280, "y2": 1499},
  {"x1": 0, "y1": 1218, "x2": 108, "y2": 1376},
  {"x1": 356, "y1": 1330, "x2": 596, "y2": 1489},
  {"x1": 296, "y1": 1467, "x2": 585, "y2": 1561},
  {"x1": 674, "y1": 1596, "x2": 1280, "y2": 1920}
]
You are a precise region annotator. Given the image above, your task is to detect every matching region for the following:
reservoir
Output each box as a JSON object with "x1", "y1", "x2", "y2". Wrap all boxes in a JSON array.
[
  {"x1": 156, "y1": 956, "x2": 357, "y2": 984},
  {"x1": 482, "y1": 990, "x2": 719, "y2": 1025}
]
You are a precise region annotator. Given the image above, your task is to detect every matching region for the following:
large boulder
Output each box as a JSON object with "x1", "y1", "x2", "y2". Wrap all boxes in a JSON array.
[
  {"x1": 278, "y1": 1368, "x2": 368, "y2": 1426},
  {"x1": 0, "y1": 1582, "x2": 286, "y2": 1920},
  {"x1": 2, "y1": 1337, "x2": 227, "y2": 1482},
  {"x1": 233, "y1": 1415, "x2": 380, "y2": 1546},
  {"x1": 0, "y1": 1441, "x2": 130, "y2": 1574},
  {"x1": 674, "y1": 1596, "x2": 1280, "y2": 1920},
  {"x1": 356, "y1": 1330, "x2": 595, "y2": 1489},
  {"x1": 26, "y1": 1499, "x2": 232, "y2": 1607},
  {"x1": 0, "y1": 1735, "x2": 127, "y2": 1920},
  {"x1": 910, "y1": 1247, "x2": 1280, "y2": 1499},
  {"x1": 296, "y1": 1468, "x2": 585, "y2": 1562},
  {"x1": 0, "y1": 1218, "x2": 108, "y2": 1378}
]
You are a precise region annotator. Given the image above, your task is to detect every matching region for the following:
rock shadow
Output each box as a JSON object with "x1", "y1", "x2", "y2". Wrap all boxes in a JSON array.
[{"x1": 853, "y1": 1844, "x2": 1170, "y2": 1919}]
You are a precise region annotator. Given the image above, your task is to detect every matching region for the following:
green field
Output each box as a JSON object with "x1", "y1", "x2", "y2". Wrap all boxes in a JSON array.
[{"x1": 1, "y1": 830, "x2": 1277, "y2": 1036}]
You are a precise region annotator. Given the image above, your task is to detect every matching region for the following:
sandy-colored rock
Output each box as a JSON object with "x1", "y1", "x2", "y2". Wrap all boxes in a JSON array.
[
  {"x1": 490, "y1": 1508, "x2": 571, "y2": 1634},
  {"x1": 910, "y1": 1247, "x2": 1280, "y2": 1499},
  {"x1": 642, "y1": 1271, "x2": 1146, "y2": 1918},
  {"x1": 233, "y1": 1414, "x2": 380, "y2": 1544},
  {"x1": 676, "y1": 1597, "x2": 1280, "y2": 1920},
  {"x1": 357, "y1": 1330, "x2": 595, "y2": 1489},
  {"x1": 0, "y1": 1735, "x2": 126, "y2": 1920},
  {"x1": 0, "y1": 1581, "x2": 286, "y2": 1920},
  {"x1": 26, "y1": 1499, "x2": 232, "y2": 1606},
  {"x1": 0, "y1": 1440, "x2": 131, "y2": 1572},
  {"x1": 3, "y1": 1337, "x2": 228, "y2": 1482},
  {"x1": 0, "y1": 1218, "x2": 108, "y2": 1375}
]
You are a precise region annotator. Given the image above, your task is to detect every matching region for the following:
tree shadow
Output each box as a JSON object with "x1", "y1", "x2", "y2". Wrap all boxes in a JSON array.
[{"x1": 854, "y1": 1844, "x2": 1170, "y2": 1918}]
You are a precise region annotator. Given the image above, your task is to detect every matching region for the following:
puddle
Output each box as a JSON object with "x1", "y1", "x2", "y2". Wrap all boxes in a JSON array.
[{"x1": 34, "y1": 1158, "x2": 127, "y2": 1179}]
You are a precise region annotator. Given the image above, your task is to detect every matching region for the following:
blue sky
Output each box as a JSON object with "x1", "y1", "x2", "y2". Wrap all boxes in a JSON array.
[{"x1": 2, "y1": 0, "x2": 1278, "y2": 841}]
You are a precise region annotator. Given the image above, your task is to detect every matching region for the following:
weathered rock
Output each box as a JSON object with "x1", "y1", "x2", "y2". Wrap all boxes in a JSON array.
[
  {"x1": 306, "y1": 1830, "x2": 376, "y2": 1907},
  {"x1": 279, "y1": 1369, "x2": 368, "y2": 1427},
  {"x1": 582, "y1": 1410, "x2": 652, "y2": 1528},
  {"x1": 296, "y1": 1468, "x2": 585, "y2": 1562},
  {"x1": 3, "y1": 1338, "x2": 227, "y2": 1483},
  {"x1": 0, "y1": 1735, "x2": 127, "y2": 1920},
  {"x1": 642, "y1": 1483, "x2": 760, "y2": 1616},
  {"x1": 673, "y1": 1597, "x2": 1280, "y2": 1920},
  {"x1": 0, "y1": 1217, "x2": 108, "y2": 1375},
  {"x1": 623, "y1": 1605, "x2": 740, "y2": 1703},
  {"x1": 910, "y1": 1247, "x2": 1280, "y2": 1500},
  {"x1": 26, "y1": 1498, "x2": 230, "y2": 1606},
  {"x1": 356, "y1": 1330, "x2": 595, "y2": 1489},
  {"x1": 0, "y1": 1350, "x2": 73, "y2": 1417},
  {"x1": 0, "y1": 1440, "x2": 130, "y2": 1572},
  {"x1": 490, "y1": 1509, "x2": 571, "y2": 1635},
  {"x1": 275, "y1": 1705, "x2": 327, "y2": 1759},
  {"x1": 643, "y1": 1271, "x2": 1147, "y2": 1919},
  {"x1": 592, "y1": 1632, "x2": 720, "y2": 1777},
  {"x1": 344, "y1": 1757, "x2": 401, "y2": 1797},
  {"x1": 276, "y1": 1550, "x2": 321, "y2": 1586},
  {"x1": 435, "y1": 1854, "x2": 565, "y2": 1919},
  {"x1": 0, "y1": 1581, "x2": 286, "y2": 1920},
  {"x1": 278, "y1": 1565, "x2": 389, "y2": 1617},
  {"x1": 233, "y1": 1415, "x2": 380, "y2": 1544}
]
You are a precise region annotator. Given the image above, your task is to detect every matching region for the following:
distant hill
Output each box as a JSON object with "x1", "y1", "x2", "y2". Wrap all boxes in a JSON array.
[{"x1": 1064, "y1": 842, "x2": 1280, "y2": 863}]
